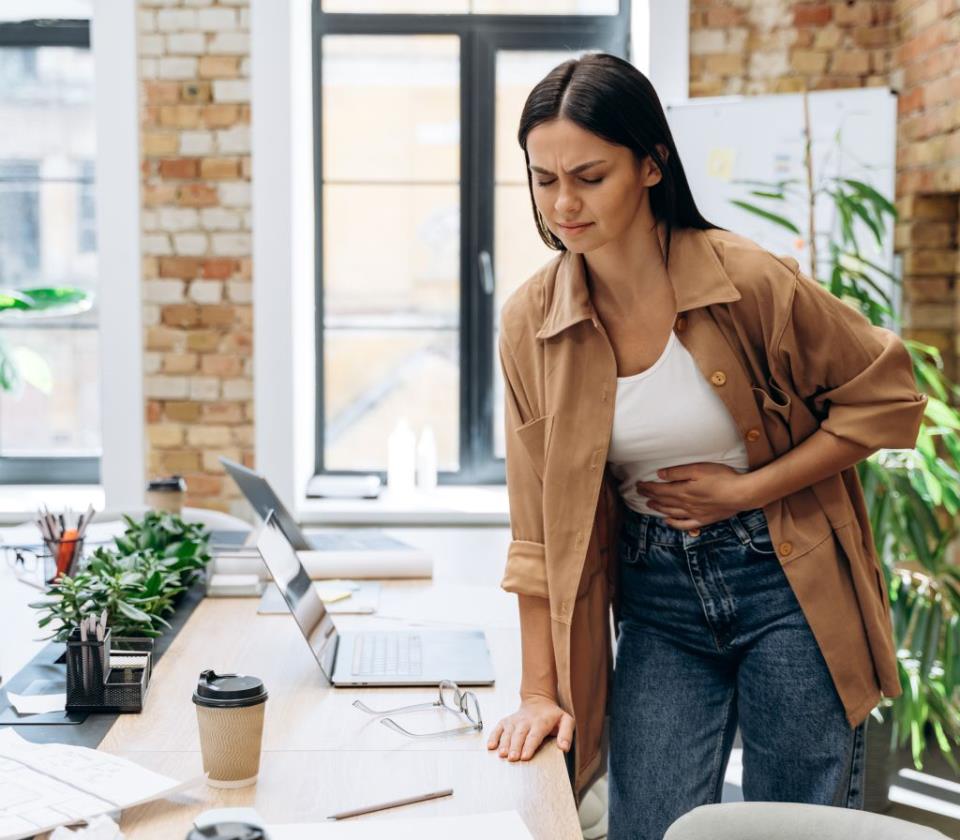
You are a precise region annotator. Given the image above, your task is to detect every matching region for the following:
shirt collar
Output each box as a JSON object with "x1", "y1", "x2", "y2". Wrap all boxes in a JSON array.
[{"x1": 535, "y1": 224, "x2": 742, "y2": 340}]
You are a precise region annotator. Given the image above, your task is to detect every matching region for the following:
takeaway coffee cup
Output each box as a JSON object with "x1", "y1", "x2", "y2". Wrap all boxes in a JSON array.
[
  {"x1": 193, "y1": 669, "x2": 268, "y2": 788},
  {"x1": 146, "y1": 475, "x2": 186, "y2": 513}
]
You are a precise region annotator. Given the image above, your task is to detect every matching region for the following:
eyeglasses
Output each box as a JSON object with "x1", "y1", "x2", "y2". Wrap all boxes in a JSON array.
[
  {"x1": 352, "y1": 679, "x2": 484, "y2": 738},
  {"x1": 4, "y1": 545, "x2": 44, "y2": 589}
]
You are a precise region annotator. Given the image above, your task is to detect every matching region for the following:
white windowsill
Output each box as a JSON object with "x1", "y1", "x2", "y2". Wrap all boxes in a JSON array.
[
  {"x1": 0, "y1": 485, "x2": 105, "y2": 526},
  {"x1": 297, "y1": 484, "x2": 510, "y2": 526},
  {"x1": 0, "y1": 485, "x2": 507, "y2": 528}
]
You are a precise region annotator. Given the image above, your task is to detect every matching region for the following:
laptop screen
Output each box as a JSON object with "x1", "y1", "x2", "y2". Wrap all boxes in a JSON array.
[
  {"x1": 256, "y1": 511, "x2": 338, "y2": 683},
  {"x1": 221, "y1": 457, "x2": 310, "y2": 550}
]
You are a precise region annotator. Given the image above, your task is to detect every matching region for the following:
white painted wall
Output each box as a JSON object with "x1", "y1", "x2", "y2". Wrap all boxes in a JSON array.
[{"x1": 92, "y1": 0, "x2": 145, "y2": 509}]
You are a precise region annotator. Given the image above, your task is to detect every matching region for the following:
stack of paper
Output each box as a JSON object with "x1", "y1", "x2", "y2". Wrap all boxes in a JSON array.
[{"x1": 0, "y1": 730, "x2": 199, "y2": 840}]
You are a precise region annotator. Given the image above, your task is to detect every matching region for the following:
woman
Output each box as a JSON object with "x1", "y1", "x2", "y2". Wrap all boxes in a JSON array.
[{"x1": 485, "y1": 53, "x2": 927, "y2": 840}]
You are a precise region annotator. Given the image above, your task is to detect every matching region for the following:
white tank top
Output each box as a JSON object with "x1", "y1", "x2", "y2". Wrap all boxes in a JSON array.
[{"x1": 607, "y1": 329, "x2": 750, "y2": 516}]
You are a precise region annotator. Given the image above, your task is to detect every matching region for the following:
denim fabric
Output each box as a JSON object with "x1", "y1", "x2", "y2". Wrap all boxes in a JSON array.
[{"x1": 608, "y1": 506, "x2": 866, "y2": 840}]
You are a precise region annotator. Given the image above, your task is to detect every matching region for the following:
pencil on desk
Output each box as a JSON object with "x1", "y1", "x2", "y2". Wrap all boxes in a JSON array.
[{"x1": 327, "y1": 787, "x2": 454, "y2": 820}]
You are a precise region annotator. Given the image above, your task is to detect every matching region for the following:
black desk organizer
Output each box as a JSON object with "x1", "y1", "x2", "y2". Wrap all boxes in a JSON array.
[{"x1": 64, "y1": 627, "x2": 153, "y2": 713}]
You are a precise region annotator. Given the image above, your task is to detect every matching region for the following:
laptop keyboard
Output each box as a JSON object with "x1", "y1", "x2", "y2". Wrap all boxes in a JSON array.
[{"x1": 351, "y1": 632, "x2": 423, "y2": 676}]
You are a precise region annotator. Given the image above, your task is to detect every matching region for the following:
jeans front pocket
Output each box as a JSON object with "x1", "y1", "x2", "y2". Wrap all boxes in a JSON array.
[
  {"x1": 744, "y1": 522, "x2": 778, "y2": 556},
  {"x1": 617, "y1": 532, "x2": 645, "y2": 568}
]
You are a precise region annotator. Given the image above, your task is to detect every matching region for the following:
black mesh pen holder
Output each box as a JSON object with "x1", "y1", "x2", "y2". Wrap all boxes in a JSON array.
[
  {"x1": 65, "y1": 630, "x2": 153, "y2": 712},
  {"x1": 65, "y1": 626, "x2": 111, "y2": 710},
  {"x1": 104, "y1": 637, "x2": 154, "y2": 712}
]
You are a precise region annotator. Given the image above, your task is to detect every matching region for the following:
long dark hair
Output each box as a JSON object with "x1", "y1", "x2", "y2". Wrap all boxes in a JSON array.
[{"x1": 517, "y1": 52, "x2": 721, "y2": 265}]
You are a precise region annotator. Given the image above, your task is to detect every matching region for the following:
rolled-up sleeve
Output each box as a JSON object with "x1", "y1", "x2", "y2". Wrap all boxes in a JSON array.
[
  {"x1": 777, "y1": 265, "x2": 927, "y2": 451},
  {"x1": 498, "y1": 331, "x2": 549, "y2": 599}
]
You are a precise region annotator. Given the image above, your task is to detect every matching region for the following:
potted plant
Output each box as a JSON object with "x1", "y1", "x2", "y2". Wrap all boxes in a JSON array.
[
  {"x1": 30, "y1": 511, "x2": 213, "y2": 641},
  {"x1": 732, "y1": 89, "x2": 960, "y2": 809}
]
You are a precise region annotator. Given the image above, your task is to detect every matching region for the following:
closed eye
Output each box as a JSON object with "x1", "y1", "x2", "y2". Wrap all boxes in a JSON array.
[{"x1": 535, "y1": 177, "x2": 603, "y2": 186}]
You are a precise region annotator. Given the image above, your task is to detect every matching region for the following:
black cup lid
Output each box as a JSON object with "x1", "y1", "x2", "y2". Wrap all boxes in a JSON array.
[
  {"x1": 185, "y1": 823, "x2": 268, "y2": 840},
  {"x1": 147, "y1": 475, "x2": 186, "y2": 492},
  {"x1": 192, "y1": 669, "x2": 268, "y2": 708}
]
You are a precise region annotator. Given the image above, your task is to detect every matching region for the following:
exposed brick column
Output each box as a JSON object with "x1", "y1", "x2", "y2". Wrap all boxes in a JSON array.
[
  {"x1": 895, "y1": 198, "x2": 959, "y2": 385},
  {"x1": 138, "y1": 0, "x2": 252, "y2": 513}
]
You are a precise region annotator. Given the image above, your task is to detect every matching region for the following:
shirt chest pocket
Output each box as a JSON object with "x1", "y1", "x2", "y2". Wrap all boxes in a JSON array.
[
  {"x1": 751, "y1": 380, "x2": 793, "y2": 453},
  {"x1": 514, "y1": 414, "x2": 554, "y2": 483}
]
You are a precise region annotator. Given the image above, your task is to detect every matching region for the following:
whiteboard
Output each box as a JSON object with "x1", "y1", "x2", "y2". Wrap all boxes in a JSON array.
[{"x1": 664, "y1": 88, "x2": 899, "y2": 321}]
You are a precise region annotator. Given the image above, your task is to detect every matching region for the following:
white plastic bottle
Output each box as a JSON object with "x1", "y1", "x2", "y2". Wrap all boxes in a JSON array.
[
  {"x1": 416, "y1": 425, "x2": 438, "y2": 491},
  {"x1": 387, "y1": 418, "x2": 416, "y2": 493}
]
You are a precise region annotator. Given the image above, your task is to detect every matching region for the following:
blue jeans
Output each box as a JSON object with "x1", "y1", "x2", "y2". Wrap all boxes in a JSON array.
[{"x1": 608, "y1": 506, "x2": 866, "y2": 840}]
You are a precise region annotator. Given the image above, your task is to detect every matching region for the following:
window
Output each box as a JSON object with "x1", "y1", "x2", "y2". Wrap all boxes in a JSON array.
[
  {"x1": 0, "y1": 6, "x2": 99, "y2": 483},
  {"x1": 314, "y1": 2, "x2": 629, "y2": 483}
]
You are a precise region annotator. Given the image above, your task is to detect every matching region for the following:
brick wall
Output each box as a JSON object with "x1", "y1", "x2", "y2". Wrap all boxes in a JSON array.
[
  {"x1": 689, "y1": 1, "x2": 895, "y2": 96},
  {"x1": 893, "y1": 0, "x2": 960, "y2": 384},
  {"x1": 138, "y1": 0, "x2": 252, "y2": 513}
]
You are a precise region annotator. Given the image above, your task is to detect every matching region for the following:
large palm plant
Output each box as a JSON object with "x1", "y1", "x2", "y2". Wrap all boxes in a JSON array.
[{"x1": 732, "y1": 91, "x2": 960, "y2": 771}]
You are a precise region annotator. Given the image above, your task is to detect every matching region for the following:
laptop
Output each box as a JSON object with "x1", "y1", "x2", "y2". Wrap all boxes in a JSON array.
[
  {"x1": 256, "y1": 510, "x2": 496, "y2": 687},
  {"x1": 220, "y1": 457, "x2": 319, "y2": 551}
]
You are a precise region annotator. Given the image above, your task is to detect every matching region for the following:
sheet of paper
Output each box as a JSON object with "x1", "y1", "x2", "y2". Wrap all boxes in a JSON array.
[
  {"x1": 0, "y1": 729, "x2": 199, "y2": 840},
  {"x1": 315, "y1": 586, "x2": 352, "y2": 603},
  {"x1": 266, "y1": 810, "x2": 533, "y2": 839},
  {"x1": 7, "y1": 692, "x2": 65, "y2": 715}
]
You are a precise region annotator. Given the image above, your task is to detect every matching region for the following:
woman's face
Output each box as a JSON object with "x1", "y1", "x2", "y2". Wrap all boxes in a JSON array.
[{"x1": 525, "y1": 117, "x2": 664, "y2": 253}]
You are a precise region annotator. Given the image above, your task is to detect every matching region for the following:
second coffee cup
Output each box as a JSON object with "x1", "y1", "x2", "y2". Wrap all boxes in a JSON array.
[{"x1": 193, "y1": 669, "x2": 268, "y2": 788}]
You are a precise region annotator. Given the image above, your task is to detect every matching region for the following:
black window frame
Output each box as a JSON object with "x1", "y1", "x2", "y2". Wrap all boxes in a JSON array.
[
  {"x1": 312, "y1": 2, "x2": 630, "y2": 485},
  {"x1": 0, "y1": 17, "x2": 99, "y2": 485}
]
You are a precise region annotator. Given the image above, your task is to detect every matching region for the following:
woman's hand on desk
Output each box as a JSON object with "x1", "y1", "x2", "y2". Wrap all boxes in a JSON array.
[{"x1": 486, "y1": 696, "x2": 575, "y2": 762}]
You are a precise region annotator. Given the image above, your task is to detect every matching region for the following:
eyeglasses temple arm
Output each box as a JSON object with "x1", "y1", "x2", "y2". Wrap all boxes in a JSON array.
[
  {"x1": 379, "y1": 718, "x2": 482, "y2": 738},
  {"x1": 352, "y1": 699, "x2": 440, "y2": 716}
]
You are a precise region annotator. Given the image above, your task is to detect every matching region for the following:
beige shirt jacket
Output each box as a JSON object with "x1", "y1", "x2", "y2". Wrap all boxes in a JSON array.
[{"x1": 497, "y1": 225, "x2": 928, "y2": 801}]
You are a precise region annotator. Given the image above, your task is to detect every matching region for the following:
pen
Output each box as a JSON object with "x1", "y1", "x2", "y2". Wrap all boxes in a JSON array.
[
  {"x1": 326, "y1": 787, "x2": 453, "y2": 820},
  {"x1": 79, "y1": 617, "x2": 90, "y2": 694}
]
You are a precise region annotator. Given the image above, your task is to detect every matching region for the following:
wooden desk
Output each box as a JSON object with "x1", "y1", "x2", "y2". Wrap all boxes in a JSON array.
[{"x1": 98, "y1": 564, "x2": 582, "y2": 838}]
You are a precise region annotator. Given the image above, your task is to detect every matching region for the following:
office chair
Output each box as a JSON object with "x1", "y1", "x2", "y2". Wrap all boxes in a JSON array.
[{"x1": 663, "y1": 802, "x2": 951, "y2": 839}]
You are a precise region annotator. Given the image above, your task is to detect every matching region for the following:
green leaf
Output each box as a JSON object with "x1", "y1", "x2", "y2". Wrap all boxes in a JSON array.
[
  {"x1": 840, "y1": 178, "x2": 897, "y2": 218},
  {"x1": 116, "y1": 600, "x2": 152, "y2": 624},
  {"x1": 728, "y1": 200, "x2": 802, "y2": 235},
  {"x1": 8, "y1": 346, "x2": 53, "y2": 394},
  {"x1": 924, "y1": 397, "x2": 960, "y2": 430}
]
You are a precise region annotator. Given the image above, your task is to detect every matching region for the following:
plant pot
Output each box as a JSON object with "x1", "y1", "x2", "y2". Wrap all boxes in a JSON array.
[{"x1": 863, "y1": 712, "x2": 895, "y2": 813}]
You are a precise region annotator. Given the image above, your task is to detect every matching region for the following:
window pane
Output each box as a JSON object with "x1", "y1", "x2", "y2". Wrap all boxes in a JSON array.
[
  {"x1": 322, "y1": 35, "x2": 459, "y2": 472},
  {"x1": 323, "y1": 36, "x2": 459, "y2": 183},
  {"x1": 473, "y1": 0, "x2": 617, "y2": 12},
  {"x1": 493, "y1": 50, "x2": 582, "y2": 458},
  {"x1": 324, "y1": 184, "x2": 459, "y2": 321},
  {"x1": 0, "y1": 45, "x2": 99, "y2": 460},
  {"x1": 324, "y1": 330, "x2": 458, "y2": 471},
  {"x1": 321, "y1": 0, "x2": 617, "y2": 12},
  {"x1": 0, "y1": 326, "x2": 100, "y2": 456}
]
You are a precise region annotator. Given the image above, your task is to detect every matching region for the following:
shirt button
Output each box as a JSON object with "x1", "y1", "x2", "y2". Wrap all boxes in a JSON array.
[
  {"x1": 710, "y1": 370, "x2": 727, "y2": 386},
  {"x1": 779, "y1": 542, "x2": 793, "y2": 557},
  {"x1": 746, "y1": 428, "x2": 761, "y2": 442},
  {"x1": 688, "y1": 528, "x2": 701, "y2": 537}
]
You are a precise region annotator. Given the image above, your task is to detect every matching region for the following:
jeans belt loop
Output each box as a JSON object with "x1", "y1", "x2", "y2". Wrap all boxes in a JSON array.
[
  {"x1": 637, "y1": 513, "x2": 649, "y2": 557},
  {"x1": 728, "y1": 511, "x2": 751, "y2": 545}
]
